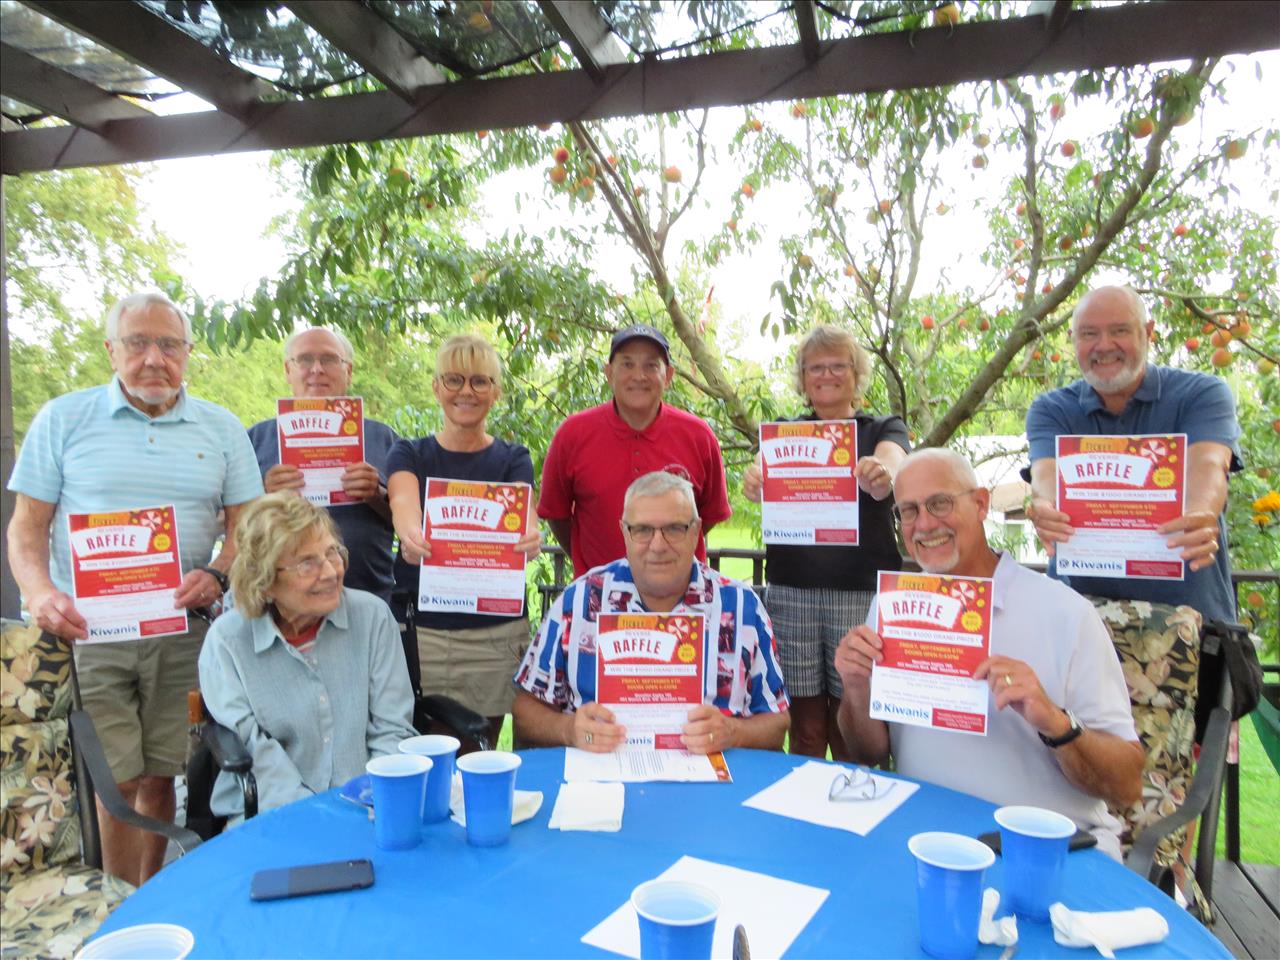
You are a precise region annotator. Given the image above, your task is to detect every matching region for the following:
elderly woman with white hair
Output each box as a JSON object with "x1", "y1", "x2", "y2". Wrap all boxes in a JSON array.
[
  {"x1": 198, "y1": 492, "x2": 416, "y2": 817},
  {"x1": 742, "y1": 324, "x2": 910, "y2": 761}
]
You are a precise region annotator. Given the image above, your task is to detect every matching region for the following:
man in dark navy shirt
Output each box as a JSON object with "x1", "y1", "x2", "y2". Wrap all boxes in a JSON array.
[
  {"x1": 247, "y1": 327, "x2": 399, "y2": 603},
  {"x1": 1025, "y1": 286, "x2": 1242, "y2": 624}
]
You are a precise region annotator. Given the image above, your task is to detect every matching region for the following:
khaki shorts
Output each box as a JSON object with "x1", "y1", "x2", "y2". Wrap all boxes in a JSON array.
[
  {"x1": 416, "y1": 618, "x2": 530, "y2": 718},
  {"x1": 73, "y1": 618, "x2": 209, "y2": 782}
]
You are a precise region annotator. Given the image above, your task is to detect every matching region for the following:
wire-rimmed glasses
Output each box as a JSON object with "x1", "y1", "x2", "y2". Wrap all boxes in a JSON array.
[{"x1": 828, "y1": 767, "x2": 896, "y2": 803}]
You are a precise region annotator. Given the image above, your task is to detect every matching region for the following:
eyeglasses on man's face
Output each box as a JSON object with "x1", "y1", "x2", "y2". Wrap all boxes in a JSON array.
[
  {"x1": 288, "y1": 352, "x2": 349, "y2": 370},
  {"x1": 828, "y1": 767, "x2": 896, "y2": 803},
  {"x1": 438, "y1": 372, "x2": 496, "y2": 394},
  {"x1": 891, "y1": 489, "x2": 980, "y2": 525},
  {"x1": 115, "y1": 335, "x2": 191, "y2": 358},
  {"x1": 277, "y1": 544, "x2": 348, "y2": 579},
  {"x1": 621, "y1": 520, "x2": 697, "y2": 544}
]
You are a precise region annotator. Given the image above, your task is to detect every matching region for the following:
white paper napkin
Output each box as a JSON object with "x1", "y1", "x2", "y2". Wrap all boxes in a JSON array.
[
  {"x1": 1049, "y1": 903, "x2": 1169, "y2": 958},
  {"x1": 581, "y1": 856, "x2": 829, "y2": 959},
  {"x1": 978, "y1": 888, "x2": 1018, "y2": 947},
  {"x1": 548, "y1": 781, "x2": 625, "y2": 831},
  {"x1": 741, "y1": 759, "x2": 917, "y2": 835},
  {"x1": 449, "y1": 772, "x2": 543, "y2": 826}
]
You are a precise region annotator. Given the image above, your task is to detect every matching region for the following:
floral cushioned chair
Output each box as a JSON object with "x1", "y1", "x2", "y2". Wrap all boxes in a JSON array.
[
  {"x1": 1, "y1": 620, "x2": 200, "y2": 959},
  {"x1": 1088, "y1": 598, "x2": 1221, "y2": 921}
]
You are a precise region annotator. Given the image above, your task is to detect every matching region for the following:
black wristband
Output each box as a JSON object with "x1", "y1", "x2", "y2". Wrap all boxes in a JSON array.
[
  {"x1": 1039, "y1": 709, "x2": 1084, "y2": 748},
  {"x1": 196, "y1": 565, "x2": 229, "y2": 594}
]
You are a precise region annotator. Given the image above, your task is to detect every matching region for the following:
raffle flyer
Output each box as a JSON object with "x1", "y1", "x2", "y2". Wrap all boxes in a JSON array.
[
  {"x1": 276, "y1": 396, "x2": 365, "y2": 506},
  {"x1": 759, "y1": 420, "x2": 859, "y2": 545},
  {"x1": 1054, "y1": 434, "x2": 1187, "y2": 581},
  {"x1": 67, "y1": 506, "x2": 187, "y2": 643},
  {"x1": 869, "y1": 571, "x2": 992, "y2": 735},
  {"x1": 418, "y1": 478, "x2": 530, "y2": 616},
  {"x1": 595, "y1": 613, "x2": 706, "y2": 750}
]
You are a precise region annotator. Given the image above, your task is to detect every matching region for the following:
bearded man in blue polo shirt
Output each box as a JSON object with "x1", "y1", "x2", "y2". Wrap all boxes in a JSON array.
[
  {"x1": 7, "y1": 291, "x2": 262, "y2": 885},
  {"x1": 1025, "y1": 285, "x2": 1242, "y2": 624}
]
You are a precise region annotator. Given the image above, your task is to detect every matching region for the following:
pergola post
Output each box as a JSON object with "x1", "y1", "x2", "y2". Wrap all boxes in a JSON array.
[{"x1": 1, "y1": 176, "x2": 20, "y2": 618}]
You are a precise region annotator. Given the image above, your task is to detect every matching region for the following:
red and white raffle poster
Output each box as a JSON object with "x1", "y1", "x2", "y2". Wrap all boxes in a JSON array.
[
  {"x1": 67, "y1": 506, "x2": 187, "y2": 643},
  {"x1": 869, "y1": 571, "x2": 992, "y2": 735},
  {"x1": 418, "y1": 478, "x2": 530, "y2": 616},
  {"x1": 759, "y1": 420, "x2": 859, "y2": 545},
  {"x1": 1054, "y1": 434, "x2": 1187, "y2": 581},
  {"x1": 276, "y1": 397, "x2": 365, "y2": 507},
  {"x1": 595, "y1": 613, "x2": 706, "y2": 750}
]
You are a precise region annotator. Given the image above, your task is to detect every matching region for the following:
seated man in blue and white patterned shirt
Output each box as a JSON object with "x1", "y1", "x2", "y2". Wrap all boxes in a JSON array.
[{"x1": 514, "y1": 471, "x2": 790, "y2": 754}]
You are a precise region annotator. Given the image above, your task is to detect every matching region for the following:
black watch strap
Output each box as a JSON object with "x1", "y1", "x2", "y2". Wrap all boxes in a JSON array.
[
  {"x1": 1039, "y1": 709, "x2": 1083, "y2": 748},
  {"x1": 196, "y1": 565, "x2": 229, "y2": 593}
]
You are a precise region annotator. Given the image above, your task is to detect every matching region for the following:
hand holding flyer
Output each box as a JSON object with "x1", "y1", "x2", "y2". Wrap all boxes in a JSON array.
[
  {"x1": 595, "y1": 613, "x2": 706, "y2": 749},
  {"x1": 1054, "y1": 434, "x2": 1187, "y2": 580},
  {"x1": 418, "y1": 478, "x2": 530, "y2": 616},
  {"x1": 68, "y1": 505, "x2": 187, "y2": 643},
  {"x1": 276, "y1": 397, "x2": 366, "y2": 507},
  {"x1": 759, "y1": 420, "x2": 859, "y2": 545},
  {"x1": 869, "y1": 571, "x2": 992, "y2": 735}
]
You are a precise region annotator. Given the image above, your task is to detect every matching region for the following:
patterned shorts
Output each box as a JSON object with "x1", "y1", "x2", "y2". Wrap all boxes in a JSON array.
[{"x1": 765, "y1": 584, "x2": 873, "y2": 699}]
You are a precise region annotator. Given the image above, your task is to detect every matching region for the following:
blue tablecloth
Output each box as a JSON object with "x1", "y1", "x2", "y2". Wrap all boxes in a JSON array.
[{"x1": 97, "y1": 749, "x2": 1230, "y2": 958}]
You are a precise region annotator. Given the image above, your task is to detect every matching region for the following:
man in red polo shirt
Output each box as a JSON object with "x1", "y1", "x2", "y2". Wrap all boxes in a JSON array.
[{"x1": 538, "y1": 324, "x2": 731, "y2": 577}]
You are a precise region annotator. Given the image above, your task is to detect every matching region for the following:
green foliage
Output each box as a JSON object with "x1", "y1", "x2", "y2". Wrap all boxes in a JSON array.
[
  {"x1": 4, "y1": 167, "x2": 178, "y2": 335},
  {"x1": 7, "y1": 167, "x2": 179, "y2": 443}
]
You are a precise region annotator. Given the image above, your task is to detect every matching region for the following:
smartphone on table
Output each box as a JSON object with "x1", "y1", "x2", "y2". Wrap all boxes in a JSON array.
[{"x1": 250, "y1": 858, "x2": 375, "y2": 901}]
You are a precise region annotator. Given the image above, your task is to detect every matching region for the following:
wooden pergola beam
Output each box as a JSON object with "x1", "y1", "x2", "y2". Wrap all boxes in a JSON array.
[
  {"x1": 21, "y1": 0, "x2": 275, "y2": 120},
  {"x1": 3, "y1": 1, "x2": 1276, "y2": 174},
  {"x1": 285, "y1": 0, "x2": 446, "y2": 102},
  {"x1": 0, "y1": 42, "x2": 151, "y2": 131},
  {"x1": 538, "y1": 0, "x2": 628, "y2": 81},
  {"x1": 794, "y1": 1, "x2": 821, "y2": 64}
]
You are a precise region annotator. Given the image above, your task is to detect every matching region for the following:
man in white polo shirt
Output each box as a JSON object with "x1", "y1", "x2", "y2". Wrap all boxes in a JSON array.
[
  {"x1": 6, "y1": 290, "x2": 262, "y2": 884},
  {"x1": 833, "y1": 448, "x2": 1142, "y2": 859}
]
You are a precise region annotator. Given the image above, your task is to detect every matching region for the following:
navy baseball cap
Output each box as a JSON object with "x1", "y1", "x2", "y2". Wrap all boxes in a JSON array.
[{"x1": 609, "y1": 323, "x2": 670, "y2": 362}]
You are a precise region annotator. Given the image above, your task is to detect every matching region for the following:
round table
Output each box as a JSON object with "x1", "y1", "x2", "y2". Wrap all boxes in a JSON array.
[{"x1": 96, "y1": 748, "x2": 1230, "y2": 958}]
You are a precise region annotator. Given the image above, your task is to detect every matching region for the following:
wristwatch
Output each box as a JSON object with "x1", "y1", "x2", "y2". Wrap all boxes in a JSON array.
[
  {"x1": 195, "y1": 565, "x2": 229, "y2": 594},
  {"x1": 1039, "y1": 709, "x2": 1083, "y2": 748}
]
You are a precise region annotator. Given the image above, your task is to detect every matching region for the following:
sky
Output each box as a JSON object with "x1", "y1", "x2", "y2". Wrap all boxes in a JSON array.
[{"x1": 129, "y1": 51, "x2": 1278, "y2": 369}]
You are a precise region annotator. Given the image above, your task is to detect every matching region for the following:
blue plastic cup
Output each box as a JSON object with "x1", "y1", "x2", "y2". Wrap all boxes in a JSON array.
[
  {"x1": 365, "y1": 754, "x2": 431, "y2": 850},
  {"x1": 907, "y1": 832, "x2": 996, "y2": 960},
  {"x1": 399, "y1": 734, "x2": 461, "y2": 824},
  {"x1": 631, "y1": 879, "x2": 720, "y2": 960},
  {"x1": 455, "y1": 751, "x2": 522, "y2": 847},
  {"x1": 994, "y1": 806, "x2": 1076, "y2": 921}
]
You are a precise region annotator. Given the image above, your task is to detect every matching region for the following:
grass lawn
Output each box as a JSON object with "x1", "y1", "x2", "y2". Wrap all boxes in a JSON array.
[
  {"x1": 1215, "y1": 717, "x2": 1279, "y2": 865},
  {"x1": 706, "y1": 524, "x2": 762, "y2": 583}
]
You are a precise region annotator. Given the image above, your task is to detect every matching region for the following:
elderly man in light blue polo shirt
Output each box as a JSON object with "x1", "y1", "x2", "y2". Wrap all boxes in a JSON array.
[{"x1": 7, "y1": 290, "x2": 262, "y2": 886}]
